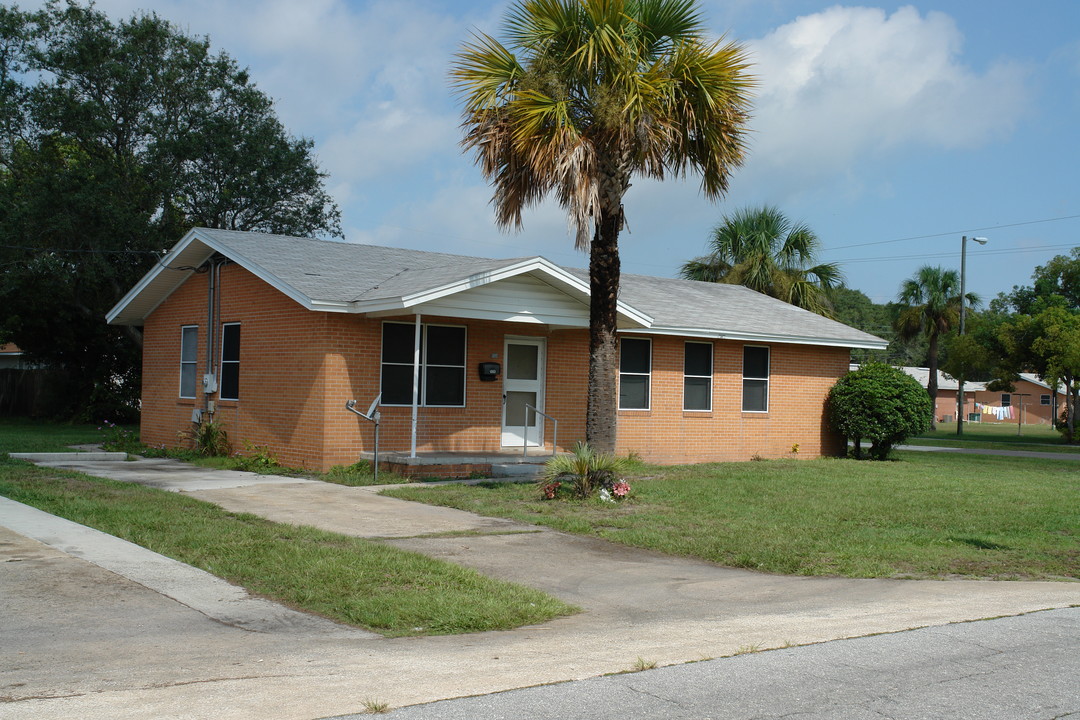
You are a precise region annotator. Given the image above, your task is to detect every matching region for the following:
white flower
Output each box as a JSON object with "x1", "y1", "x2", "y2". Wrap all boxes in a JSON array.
[{"x1": 599, "y1": 489, "x2": 615, "y2": 503}]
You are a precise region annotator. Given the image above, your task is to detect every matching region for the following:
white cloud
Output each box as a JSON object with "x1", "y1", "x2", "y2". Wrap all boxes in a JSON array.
[
  {"x1": 320, "y1": 104, "x2": 459, "y2": 187},
  {"x1": 743, "y1": 6, "x2": 1031, "y2": 180}
]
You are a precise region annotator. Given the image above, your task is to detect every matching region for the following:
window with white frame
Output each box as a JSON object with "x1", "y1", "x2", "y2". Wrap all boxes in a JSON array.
[
  {"x1": 180, "y1": 325, "x2": 198, "y2": 398},
  {"x1": 742, "y1": 345, "x2": 769, "y2": 412},
  {"x1": 619, "y1": 338, "x2": 651, "y2": 410},
  {"x1": 219, "y1": 323, "x2": 240, "y2": 400},
  {"x1": 1000, "y1": 393, "x2": 1011, "y2": 407},
  {"x1": 381, "y1": 322, "x2": 466, "y2": 406},
  {"x1": 683, "y1": 341, "x2": 712, "y2": 411},
  {"x1": 1041, "y1": 394, "x2": 1051, "y2": 406}
]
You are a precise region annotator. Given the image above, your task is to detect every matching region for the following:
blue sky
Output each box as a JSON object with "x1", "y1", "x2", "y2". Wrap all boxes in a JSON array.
[{"x1": 83, "y1": 0, "x2": 1079, "y2": 304}]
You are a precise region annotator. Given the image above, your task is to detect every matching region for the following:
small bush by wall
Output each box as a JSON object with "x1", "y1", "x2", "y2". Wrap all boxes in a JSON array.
[{"x1": 827, "y1": 362, "x2": 932, "y2": 459}]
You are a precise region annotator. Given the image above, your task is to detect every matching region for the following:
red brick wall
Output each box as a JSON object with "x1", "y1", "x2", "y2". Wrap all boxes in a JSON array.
[
  {"x1": 614, "y1": 336, "x2": 847, "y2": 462},
  {"x1": 141, "y1": 266, "x2": 849, "y2": 470}
]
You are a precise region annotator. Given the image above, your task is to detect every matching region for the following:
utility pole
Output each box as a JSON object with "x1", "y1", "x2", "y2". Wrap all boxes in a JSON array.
[{"x1": 957, "y1": 235, "x2": 988, "y2": 435}]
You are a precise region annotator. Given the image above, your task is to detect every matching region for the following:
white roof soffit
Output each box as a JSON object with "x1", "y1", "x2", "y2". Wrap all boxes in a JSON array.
[
  {"x1": 106, "y1": 229, "x2": 210, "y2": 325},
  {"x1": 106, "y1": 228, "x2": 323, "y2": 325},
  {"x1": 630, "y1": 325, "x2": 890, "y2": 350},
  {"x1": 356, "y1": 257, "x2": 653, "y2": 328}
]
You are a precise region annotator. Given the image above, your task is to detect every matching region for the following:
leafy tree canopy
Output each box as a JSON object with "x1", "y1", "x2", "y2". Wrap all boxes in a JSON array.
[{"x1": 0, "y1": 1, "x2": 341, "y2": 420}]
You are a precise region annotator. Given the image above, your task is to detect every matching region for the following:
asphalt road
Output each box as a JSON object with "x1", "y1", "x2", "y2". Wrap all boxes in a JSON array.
[{"x1": 337, "y1": 607, "x2": 1080, "y2": 720}]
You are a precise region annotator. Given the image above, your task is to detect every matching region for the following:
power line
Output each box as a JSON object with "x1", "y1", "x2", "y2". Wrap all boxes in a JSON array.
[
  {"x1": 834, "y1": 242, "x2": 1077, "y2": 265},
  {"x1": 825, "y1": 213, "x2": 1080, "y2": 252},
  {"x1": 0, "y1": 243, "x2": 161, "y2": 255}
]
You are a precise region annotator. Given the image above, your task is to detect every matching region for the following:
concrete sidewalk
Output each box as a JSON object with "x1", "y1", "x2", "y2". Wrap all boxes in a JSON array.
[{"x1": 3, "y1": 454, "x2": 1080, "y2": 720}]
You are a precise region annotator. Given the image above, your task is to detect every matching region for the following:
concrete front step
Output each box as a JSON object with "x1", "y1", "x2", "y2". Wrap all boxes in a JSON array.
[{"x1": 489, "y1": 463, "x2": 545, "y2": 478}]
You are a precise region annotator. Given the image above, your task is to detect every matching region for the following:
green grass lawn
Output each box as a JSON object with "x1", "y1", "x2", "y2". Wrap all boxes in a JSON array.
[
  {"x1": 0, "y1": 417, "x2": 131, "y2": 452},
  {"x1": 0, "y1": 456, "x2": 576, "y2": 636},
  {"x1": 384, "y1": 451, "x2": 1079, "y2": 581},
  {"x1": 907, "y1": 421, "x2": 1080, "y2": 454}
]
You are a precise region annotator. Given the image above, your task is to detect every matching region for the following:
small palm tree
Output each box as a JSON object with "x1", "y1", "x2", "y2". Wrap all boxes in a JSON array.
[
  {"x1": 452, "y1": 0, "x2": 754, "y2": 452},
  {"x1": 894, "y1": 265, "x2": 979, "y2": 430},
  {"x1": 539, "y1": 441, "x2": 627, "y2": 499},
  {"x1": 679, "y1": 205, "x2": 842, "y2": 316}
]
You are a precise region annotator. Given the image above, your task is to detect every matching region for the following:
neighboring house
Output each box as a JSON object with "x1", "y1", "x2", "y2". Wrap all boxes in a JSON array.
[
  {"x1": 0, "y1": 343, "x2": 50, "y2": 416},
  {"x1": 0, "y1": 343, "x2": 26, "y2": 369},
  {"x1": 893, "y1": 366, "x2": 1061, "y2": 426},
  {"x1": 108, "y1": 228, "x2": 887, "y2": 473}
]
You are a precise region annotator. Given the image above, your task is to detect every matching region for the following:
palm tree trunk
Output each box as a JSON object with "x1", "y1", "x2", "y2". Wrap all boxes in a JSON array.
[{"x1": 586, "y1": 204, "x2": 622, "y2": 453}]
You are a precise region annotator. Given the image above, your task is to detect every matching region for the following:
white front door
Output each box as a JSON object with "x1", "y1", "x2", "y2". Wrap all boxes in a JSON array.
[{"x1": 501, "y1": 337, "x2": 546, "y2": 447}]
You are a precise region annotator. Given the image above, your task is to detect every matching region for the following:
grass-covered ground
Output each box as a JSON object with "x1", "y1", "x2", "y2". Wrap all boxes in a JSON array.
[
  {"x1": 907, "y1": 421, "x2": 1080, "y2": 453},
  {"x1": 0, "y1": 417, "x2": 129, "y2": 452},
  {"x1": 0, "y1": 455, "x2": 577, "y2": 636},
  {"x1": 384, "y1": 451, "x2": 1080, "y2": 581}
]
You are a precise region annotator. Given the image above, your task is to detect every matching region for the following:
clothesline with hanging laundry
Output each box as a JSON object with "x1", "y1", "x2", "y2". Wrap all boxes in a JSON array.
[{"x1": 975, "y1": 403, "x2": 1014, "y2": 420}]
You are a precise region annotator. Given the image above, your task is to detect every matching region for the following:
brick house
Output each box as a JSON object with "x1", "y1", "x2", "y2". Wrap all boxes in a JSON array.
[
  {"x1": 897, "y1": 367, "x2": 1062, "y2": 426},
  {"x1": 108, "y1": 228, "x2": 887, "y2": 472}
]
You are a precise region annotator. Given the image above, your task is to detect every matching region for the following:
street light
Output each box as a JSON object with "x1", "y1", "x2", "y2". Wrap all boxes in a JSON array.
[{"x1": 957, "y1": 235, "x2": 988, "y2": 436}]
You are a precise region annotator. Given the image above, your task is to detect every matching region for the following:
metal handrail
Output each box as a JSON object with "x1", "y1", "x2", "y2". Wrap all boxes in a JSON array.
[{"x1": 523, "y1": 403, "x2": 558, "y2": 458}]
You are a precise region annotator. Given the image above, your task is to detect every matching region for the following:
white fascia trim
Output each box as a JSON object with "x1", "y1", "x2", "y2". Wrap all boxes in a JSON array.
[
  {"x1": 351, "y1": 257, "x2": 654, "y2": 327},
  {"x1": 106, "y1": 229, "x2": 207, "y2": 324},
  {"x1": 630, "y1": 325, "x2": 889, "y2": 350}
]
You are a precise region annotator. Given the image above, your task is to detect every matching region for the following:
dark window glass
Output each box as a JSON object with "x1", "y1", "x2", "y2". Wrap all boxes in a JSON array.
[
  {"x1": 743, "y1": 379, "x2": 768, "y2": 412},
  {"x1": 382, "y1": 323, "x2": 416, "y2": 364},
  {"x1": 684, "y1": 377, "x2": 711, "y2": 411},
  {"x1": 742, "y1": 346, "x2": 769, "y2": 412},
  {"x1": 381, "y1": 322, "x2": 464, "y2": 406},
  {"x1": 743, "y1": 346, "x2": 769, "y2": 379},
  {"x1": 683, "y1": 342, "x2": 713, "y2": 411},
  {"x1": 620, "y1": 375, "x2": 649, "y2": 410},
  {"x1": 620, "y1": 338, "x2": 651, "y2": 374},
  {"x1": 426, "y1": 326, "x2": 465, "y2": 365},
  {"x1": 619, "y1": 338, "x2": 651, "y2": 410},
  {"x1": 1000, "y1": 393, "x2": 1011, "y2": 407},
  {"x1": 684, "y1": 342, "x2": 712, "y2": 377},
  {"x1": 1041, "y1": 395, "x2": 1051, "y2": 406},
  {"x1": 426, "y1": 366, "x2": 465, "y2": 405},
  {"x1": 220, "y1": 324, "x2": 240, "y2": 400},
  {"x1": 381, "y1": 364, "x2": 417, "y2": 405},
  {"x1": 180, "y1": 326, "x2": 198, "y2": 398}
]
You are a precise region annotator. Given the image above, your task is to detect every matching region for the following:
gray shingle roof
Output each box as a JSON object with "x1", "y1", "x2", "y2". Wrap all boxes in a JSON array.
[
  {"x1": 195, "y1": 228, "x2": 529, "y2": 304},
  {"x1": 110, "y1": 228, "x2": 886, "y2": 349}
]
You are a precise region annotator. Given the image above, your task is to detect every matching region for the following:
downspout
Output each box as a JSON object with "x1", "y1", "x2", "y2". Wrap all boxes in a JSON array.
[
  {"x1": 410, "y1": 313, "x2": 421, "y2": 458},
  {"x1": 205, "y1": 256, "x2": 228, "y2": 418},
  {"x1": 205, "y1": 260, "x2": 216, "y2": 417}
]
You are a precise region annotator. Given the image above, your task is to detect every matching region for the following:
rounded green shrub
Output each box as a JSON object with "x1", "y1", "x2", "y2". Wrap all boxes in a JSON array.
[{"x1": 827, "y1": 363, "x2": 932, "y2": 460}]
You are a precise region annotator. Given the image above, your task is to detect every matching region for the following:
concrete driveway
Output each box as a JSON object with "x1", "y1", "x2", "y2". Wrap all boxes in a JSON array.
[{"x1": 3, "y1": 454, "x2": 1079, "y2": 720}]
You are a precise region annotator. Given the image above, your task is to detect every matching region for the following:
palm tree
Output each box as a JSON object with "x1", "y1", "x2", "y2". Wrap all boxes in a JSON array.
[
  {"x1": 679, "y1": 205, "x2": 842, "y2": 316},
  {"x1": 894, "y1": 265, "x2": 978, "y2": 431},
  {"x1": 452, "y1": 0, "x2": 753, "y2": 452}
]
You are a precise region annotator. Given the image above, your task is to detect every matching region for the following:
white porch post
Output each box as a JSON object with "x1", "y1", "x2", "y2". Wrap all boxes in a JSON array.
[{"x1": 410, "y1": 313, "x2": 421, "y2": 458}]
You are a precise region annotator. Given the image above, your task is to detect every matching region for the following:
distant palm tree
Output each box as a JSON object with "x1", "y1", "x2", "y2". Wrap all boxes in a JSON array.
[
  {"x1": 679, "y1": 205, "x2": 842, "y2": 316},
  {"x1": 452, "y1": 0, "x2": 754, "y2": 452},
  {"x1": 894, "y1": 265, "x2": 978, "y2": 430}
]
